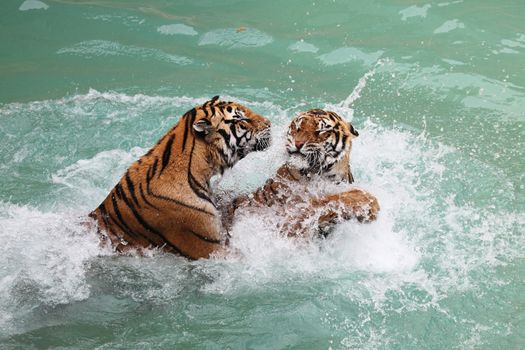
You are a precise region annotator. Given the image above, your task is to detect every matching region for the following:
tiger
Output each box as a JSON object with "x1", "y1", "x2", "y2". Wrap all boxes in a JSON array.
[
  {"x1": 221, "y1": 108, "x2": 379, "y2": 238},
  {"x1": 88, "y1": 96, "x2": 271, "y2": 259}
]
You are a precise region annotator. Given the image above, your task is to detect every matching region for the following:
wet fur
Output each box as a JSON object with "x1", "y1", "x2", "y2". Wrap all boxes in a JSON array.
[
  {"x1": 89, "y1": 97, "x2": 271, "y2": 259},
  {"x1": 222, "y1": 109, "x2": 379, "y2": 237}
]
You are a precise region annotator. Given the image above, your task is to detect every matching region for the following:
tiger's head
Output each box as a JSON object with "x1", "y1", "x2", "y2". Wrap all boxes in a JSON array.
[
  {"x1": 192, "y1": 96, "x2": 271, "y2": 169},
  {"x1": 286, "y1": 109, "x2": 359, "y2": 183}
]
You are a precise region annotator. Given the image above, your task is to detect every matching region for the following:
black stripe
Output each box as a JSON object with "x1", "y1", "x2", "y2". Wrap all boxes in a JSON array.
[
  {"x1": 151, "y1": 157, "x2": 159, "y2": 177},
  {"x1": 106, "y1": 212, "x2": 135, "y2": 241},
  {"x1": 115, "y1": 183, "x2": 124, "y2": 199},
  {"x1": 333, "y1": 130, "x2": 340, "y2": 148},
  {"x1": 118, "y1": 182, "x2": 140, "y2": 218},
  {"x1": 125, "y1": 172, "x2": 141, "y2": 208},
  {"x1": 187, "y1": 136, "x2": 215, "y2": 207},
  {"x1": 329, "y1": 112, "x2": 340, "y2": 121},
  {"x1": 188, "y1": 229, "x2": 221, "y2": 244},
  {"x1": 340, "y1": 134, "x2": 348, "y2": 150},
  {"x1": 145, "y1": 189, "x2": 216, "y2": 216},
  {"x1": 110, "y1": 193, "x2": 138, "y2": 238},
  {"x1": 324, "y1": 163, "x2": 335, "y2": 172},
  {"x1": 146, "y1": 162, "x2": 154, "y2": 185},
  {"x1": 217, "y1": 129, "x2": 231, "y2": 144},
  {"x1": 217, "y1": 147, "x2": 230, "y2": 165},
  {"x1": 146, "y1": 156, "x2": 210, "y2": 214},
  {"x1": 182, "y1": 109, "x2": 196, "y2": 150},
  {"x1": 230, "y1": 124, "x2": 240, "y2": 140},
  {"x1": 105, "y1": 213, "x2": 128, "y2": 237},
  {"x1": 139, "y1": 183, "x2": 158, "y2": 209},
  {"x1": 97, "y1": 203, "x2": 111, "y2": 228},
  {"x1": 188, "y1": 173, "x2": 214, "y2": 206},
  {"x1": 160, "y1": 134, "x2": 175, "y2": 174},
  {"x1": 118, "y1": 186, "x2": 192, "y2": 258},
  {"x1": 348, "y1": 170, "x2": 354, "y2": 184},
  {"x1": 202, "y1": 105, "x2": 210, "y2": 118}
]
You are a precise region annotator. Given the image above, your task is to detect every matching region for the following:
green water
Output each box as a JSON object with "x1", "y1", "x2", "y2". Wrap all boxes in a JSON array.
[{"x1": 1, "y1": 0, "x2": 524, "y2": 349}]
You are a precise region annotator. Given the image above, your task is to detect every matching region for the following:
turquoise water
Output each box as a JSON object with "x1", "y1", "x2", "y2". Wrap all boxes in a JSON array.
[{"x1": 1, "y1": 0, "x2": 524, "y2": 348}]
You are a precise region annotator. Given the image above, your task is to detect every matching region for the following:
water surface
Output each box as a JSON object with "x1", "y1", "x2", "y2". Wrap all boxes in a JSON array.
[{"x1": 1, "y1": 0, "x2": 524, "y2": 349}]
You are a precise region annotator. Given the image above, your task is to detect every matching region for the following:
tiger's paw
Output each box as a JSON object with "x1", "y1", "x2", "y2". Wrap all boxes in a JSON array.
[{"x1": 338, "y1": 189, "x2": 380, "y2": 222}]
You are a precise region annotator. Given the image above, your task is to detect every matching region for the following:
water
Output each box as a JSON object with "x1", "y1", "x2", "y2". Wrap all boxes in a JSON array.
[{"x1": 1, "y1": 0, "x2": 524, "y2": 348}]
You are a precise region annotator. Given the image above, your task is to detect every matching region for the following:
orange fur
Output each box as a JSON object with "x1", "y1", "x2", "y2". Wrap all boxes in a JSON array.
[
  {"x1": 89, "y1": 97, "x2": 271, "y2": 259},
  {"x1": 222, "y1": 109, "x2": 379, "y2": 238}
]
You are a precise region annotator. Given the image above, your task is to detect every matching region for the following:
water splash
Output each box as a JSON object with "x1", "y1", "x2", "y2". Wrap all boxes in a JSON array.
[
  {"x1": 340, "y1": 59, "x2": 386, "y2": 109},
  {"x1": 0, "y1": 89, "x2": 523, "y2": 346}
]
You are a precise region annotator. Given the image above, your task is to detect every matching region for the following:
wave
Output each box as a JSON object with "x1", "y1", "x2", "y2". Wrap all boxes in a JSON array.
[
  {"x1": 57, "y1": 40, "x2": 193, "y2": 65},
  {"x1": 0, "y1": 85, "x2": 523, "y2": 342}
]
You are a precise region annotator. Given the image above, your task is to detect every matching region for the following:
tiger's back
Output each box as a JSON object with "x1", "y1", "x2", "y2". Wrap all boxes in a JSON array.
[{"x1": 90, "y1": 97, "x2": 271, "y2": 259}]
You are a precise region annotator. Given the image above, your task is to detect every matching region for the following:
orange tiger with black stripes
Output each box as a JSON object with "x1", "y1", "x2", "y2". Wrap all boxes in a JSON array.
[
  {"x1": 88, "y1": 96, "x2": 271, "y2": 259},
  {"x1": 221, "y1": 108, "x2": 379, "y2": 238}
]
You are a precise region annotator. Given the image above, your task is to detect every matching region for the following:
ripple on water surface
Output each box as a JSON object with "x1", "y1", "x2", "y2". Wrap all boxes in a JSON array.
[
  {"x1": 0, "y1": 87, "x2": 523, "y2": 347},
  {"x1": 198, "y1": 28, "x2": 273, "y2": 49},
  {"x1": 57, "y1": 40, "x2": 193, "y2": 65}
]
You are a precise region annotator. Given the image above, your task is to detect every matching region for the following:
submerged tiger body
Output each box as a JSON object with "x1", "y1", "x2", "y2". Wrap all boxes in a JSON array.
[
  {"x1": 89, "y1": 96, "x2": 271, "y2": 259},
  {"x1": 222, "y1": 109, "x2": 379, "y2": 237}
]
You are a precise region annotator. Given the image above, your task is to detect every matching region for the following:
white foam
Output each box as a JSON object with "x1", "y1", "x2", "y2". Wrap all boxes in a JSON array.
[
  {"x1": 2, "y1": 84, "x2": 524, "y2": 339},
  {"x1": 207, "y1": 105, "x2": 524, "y2": 309},
  {"x1": 0, "y1": 202, "x2": 110, "y2": 334},
  {"x1": 289, "y1": 40, "x2": 319, "y2": 53},
  {"x1": 19, "y1": 0, "x2": 48, "y2": 11},
  {"x1": 0, "y1": 88, "x2": 205, "y2": 117},
  {"x1": 52, "y1": 147, "x2": 147, "y2": 209},
  {"x1": 399, "y1": 4, "x2": 431, "y2": 21},
  {"x1": 433, "y1": 19, "x2": 465, "y2": 34},
  {"x1": 198, "y1": 28, "x2": 273, "y2": 48},
  {"x1": 208, "y1": 118, "x2": 432, "y2": 291},
  {"x1": 497, "y1": 47, "x2": 519, "y2": 54},
  {"x1": 340, "y1": 59, "x2": 385, "y2": 109},
  {"x1": 158, "y1": 23, "x2": 198, "y2": 36},
  {"x1": 501, "y1": 39, "x2": 525, "y2": 48},
  {"x1": 86, "y1": 14, "x2": 145, "y2": 26},
  {"x1": 437, "y1": 0, "x2": 464, "y2": 6},
  {"x1": 317, "y1": 47, "x2": 384, "y2": 67},
  {"x1": 442, "y1": 58, "x2": 466, "y2": 65}
]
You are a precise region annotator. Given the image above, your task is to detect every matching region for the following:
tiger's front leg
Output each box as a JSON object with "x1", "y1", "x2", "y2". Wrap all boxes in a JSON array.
[
  {"x1": 282, "y1": 189, "x2": 380, "y2": 238},
  {"x1": 314, "y1": 189, "x2": 380, "y2": 224}
]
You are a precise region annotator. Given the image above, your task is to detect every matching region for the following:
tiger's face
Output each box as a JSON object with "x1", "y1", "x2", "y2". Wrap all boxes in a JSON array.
[
  {"x1": 193, "y1": 96, "x2": 271, "y2": 167},
  {"x1": 286, "y1": 109, "x2": 358, "y2": 175}
]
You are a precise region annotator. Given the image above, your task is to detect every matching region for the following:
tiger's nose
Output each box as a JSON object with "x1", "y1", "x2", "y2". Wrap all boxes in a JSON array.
[{"x1": 295, "y1": 140, "x2": 305, "y2": 149}]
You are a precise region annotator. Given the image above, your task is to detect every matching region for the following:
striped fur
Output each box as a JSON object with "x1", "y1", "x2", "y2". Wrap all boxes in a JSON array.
[
  {"x1": 222, "y1": 109, "x2": 379, "y2": 237},
  {"x1": 286, "y1": 109, "x2": 359, "y2": 183},
  {"x1": 89, "y1": 97, "x2": 271, "y2": 259}
]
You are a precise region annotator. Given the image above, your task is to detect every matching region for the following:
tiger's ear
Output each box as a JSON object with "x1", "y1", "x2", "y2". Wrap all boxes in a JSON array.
[
  {"x1": 349, "y1": 123, "x2": 359, "y2": 137},
  {"x1": 210, "y1": 95, "x2": 220, "y2": 104},
  {"x1": 193, "y1": 118, "x2": 213, "y2": 135}
]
